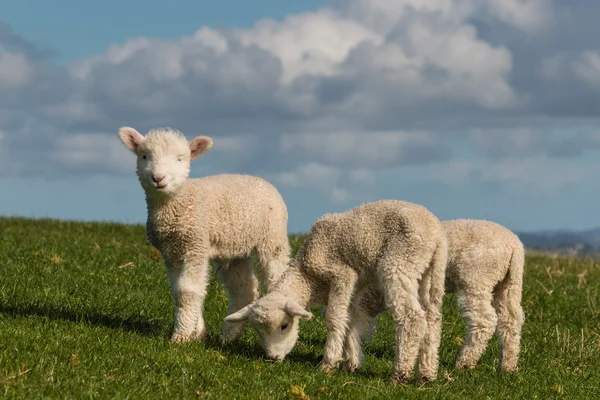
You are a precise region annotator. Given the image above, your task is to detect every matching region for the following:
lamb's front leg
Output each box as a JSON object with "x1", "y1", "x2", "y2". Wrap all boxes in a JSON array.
[
  {"x1": 321, "y1": 271, "x2": 358, "y2": 372},
  {"x1": 166, "y1": 258, "x2": 210, "y2": 343}
]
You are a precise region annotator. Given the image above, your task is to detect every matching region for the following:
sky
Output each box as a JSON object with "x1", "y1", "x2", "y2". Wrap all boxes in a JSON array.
[{"x1": 1, "y1": 0, "x2": 600, "y2": 234}]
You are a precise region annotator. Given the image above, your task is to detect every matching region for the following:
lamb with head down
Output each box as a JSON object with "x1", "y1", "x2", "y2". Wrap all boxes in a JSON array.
[{"x1": 225, "y1": 199, "x2": 448, "y2": 385}]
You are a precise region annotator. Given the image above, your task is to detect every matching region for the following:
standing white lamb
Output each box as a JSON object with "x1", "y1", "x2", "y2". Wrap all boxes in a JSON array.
[
  {"x1": 342, "y1": 219, "x2": 525, "y2": 373},
  {"x1": 224, "y1": 199, "x2": 448, "y2": 384},
  {"x1": 118, "y1": 126, "x2": 290, "y2": 344}
]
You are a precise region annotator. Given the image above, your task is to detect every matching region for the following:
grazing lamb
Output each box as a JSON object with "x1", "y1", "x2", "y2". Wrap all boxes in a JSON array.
[
  {"x1": 224, "y1": 199, "x2": 448, "y2": 384},
  {"x1": 118, "y1": 126, "x2": 290, "y2": 344},
  {"x1": 342, "y1": 219, "x2": 525, "y2": 373}
]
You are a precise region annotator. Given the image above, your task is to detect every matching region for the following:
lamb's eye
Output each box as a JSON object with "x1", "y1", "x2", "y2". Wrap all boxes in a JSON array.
[
  {"x1": 177, "y1": 157, "x2": 183, "y2": 162},
  {"x1": 142, "y1": 155, "x2": 147, "y2": 160},
  {"x1": 281, "y1": 323, "x2": 288, "y2": 331}
]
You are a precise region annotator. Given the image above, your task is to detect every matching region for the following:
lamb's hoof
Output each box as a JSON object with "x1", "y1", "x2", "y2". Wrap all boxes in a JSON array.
[
  {"x1": 455, "y1": 359, "x2": 476, "y2": 370},
  {"x1": 171, "y1": 333, "x2": 193, "y2": 343},
  {"x1": 320, "y1": 361, "x2": 339, "y2": 374},
  {"x1": 500, "y1": 364, "x2": 518, "y2": 373},
  {"x1": 171, "y1": 329, "x2": 206, "y2": 343},
  {"x1": 417, "y1": 375, "x2": 435, "y2": 385},
  {"x1": 388, "y1": 371, "x2": 411, "y2": 386},
  {"x1": 344, "y1": 359, "x2": 362, "y2": 373}
]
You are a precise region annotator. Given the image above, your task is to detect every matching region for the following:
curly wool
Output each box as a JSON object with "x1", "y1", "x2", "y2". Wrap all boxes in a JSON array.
[
  {"x1": 226, "y1": 199, "x2": 448, "y2": 384},
  {"x1": 118, "y1": 127, "x2": 290, "y2": 344},
  {"x1": 350, "y1": 219, "x2": 525, "y2": 373},
  {"x1": 146, "y1": 174, "x2": 289, "y2": 265}
]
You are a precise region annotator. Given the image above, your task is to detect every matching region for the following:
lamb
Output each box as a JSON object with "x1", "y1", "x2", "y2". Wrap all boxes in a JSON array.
[
  {"x1": 224, "y1": 199, "x2": 448, "y2": 384},
  {"x1": 341, "y1": 219, "x2": 525, "y2": 373},
  {"x1": 117, "y1": 126, "x2": 290, "y2": 344}
]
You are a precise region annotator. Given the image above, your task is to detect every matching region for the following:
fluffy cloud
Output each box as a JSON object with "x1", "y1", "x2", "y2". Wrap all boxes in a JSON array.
[
  {"x1": 2, "y1": 0, "x2": 600, "y2": 205},
  {"x1": 469, "y1": 130, "x2": 600, "y2": 159},
  {"x1": 0, "y1": 46, "x2": 31, "y2": 90},
  {"x1": 271, "y1": 163, "x2": 348, "y2": 203},
  {"x1": 280, "y1": 131, "x2": 451, "y2": 168}
]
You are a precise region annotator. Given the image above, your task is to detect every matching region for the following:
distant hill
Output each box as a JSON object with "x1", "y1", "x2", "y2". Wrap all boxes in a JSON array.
[{"x1": 517, "y1": 227, "x2": 600, "y2": 258}]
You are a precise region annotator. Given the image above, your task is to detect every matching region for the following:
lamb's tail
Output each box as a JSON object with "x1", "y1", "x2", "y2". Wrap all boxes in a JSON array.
[
  {"x1": 492, "y1": 239, "x2": 525, "y2": 372},
  {"x1": 430, "y1": 235, "x2": 449, "y2": 305}
]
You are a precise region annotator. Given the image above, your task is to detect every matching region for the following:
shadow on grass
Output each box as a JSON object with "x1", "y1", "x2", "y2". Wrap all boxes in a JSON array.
[
  {"x1": 200, "y1": 330, "x2": 326, "y2": 368},
  {"x1": 202, "y1": 331, "x2": 266, "y2": 359},
  {"x1": 0, "y1": 300, "x2": 164, "y2": 336}
]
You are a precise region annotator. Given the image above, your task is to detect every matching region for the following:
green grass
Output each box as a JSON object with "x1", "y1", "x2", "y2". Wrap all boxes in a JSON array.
[{"x1": 0, "y1": 217, "x2": 599, "y2": 399}]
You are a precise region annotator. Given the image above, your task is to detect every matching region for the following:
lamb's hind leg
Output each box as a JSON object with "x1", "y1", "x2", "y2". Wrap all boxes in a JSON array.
[
  {"x1": 167, "y1": 258, "x2": 210, "y2": 343},
  {"x1": 343, "y1": 293, "x2": 377, "y2": 372},
  {"x1": 455, "y1": 290, "x2": 498, "y2": 370},
  {"x1": 378, "y1": 258, "x2": 427, "y2": 385},
  {"x1": 217, "y1": 257, "x2": 260, "y2": 343},
  {"x1": 417, "y1": 244, "x2": 447, "y2": 382},
  {"x1": 493, "y1": 276, "x2": 525, "y2": 373}
]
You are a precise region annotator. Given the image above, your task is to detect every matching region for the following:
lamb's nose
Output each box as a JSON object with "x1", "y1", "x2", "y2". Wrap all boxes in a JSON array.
[{"x1": 152, "y1": 174, "x2": 165, "y2": 183}]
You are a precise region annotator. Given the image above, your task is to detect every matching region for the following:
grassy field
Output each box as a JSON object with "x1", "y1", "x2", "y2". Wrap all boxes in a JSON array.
[{"x1": 0, "y1": 217, "x2": 599, "y2": 399}]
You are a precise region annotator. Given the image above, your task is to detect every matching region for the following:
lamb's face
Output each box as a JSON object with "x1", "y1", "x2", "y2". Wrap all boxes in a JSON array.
[
  {"x1": 136, "y1": 134, "x2": 191, "y2": 198},
  {"x1": 250, "y1": 298, "x2": 302, "y2": 361},
  {"x1": 223, "y1": 294, "x2": 313, "y2": 361},
  {"x1": 118, "y1": 127, "x2": 213, "y2": 200}
]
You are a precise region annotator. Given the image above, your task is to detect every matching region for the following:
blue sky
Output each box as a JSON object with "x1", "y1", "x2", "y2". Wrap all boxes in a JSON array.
[
  {"x1": 2, "y1": 0, "x2": 600, "y2": 234},
  {"x1": 2, "y1": 0, "x2": 326, "y2": 63}
]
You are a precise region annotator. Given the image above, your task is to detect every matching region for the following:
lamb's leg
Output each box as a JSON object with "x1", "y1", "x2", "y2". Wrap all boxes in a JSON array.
[
  {"x1": 343, "y1": 296, "x2": 376, "y2": 372},
  {"x1": 416, "y1": 245, "x2": 447, "y2": 382},
  {"x1": 493, "y1": 276, "x2": 525, "y2": 373},
  {"x1": 166, "y1": 258, "x2": 210, "y2": 343},
  {"x1": 217, "y1": 257, "x2": 260, "y2": 343},
  {"x1": 378, "y1": 266, "x2": 427, "y2": 385},
  {"x1": 321, "y1": 271, "x2": 358, "y2": 372},
  {"x1": 455, "y1": 291, "x2": 498, "y2": 370},
  {"x1": 256, "y1": 240, "x2": 290, "y2": 292}
]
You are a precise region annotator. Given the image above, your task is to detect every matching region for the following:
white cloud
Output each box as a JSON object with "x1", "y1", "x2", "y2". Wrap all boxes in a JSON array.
[
  {"x1": 274, "y1": 163, "x2": 341, "y2": 188},
  {"x1": 52, "y1": 133, "x2": 134, "y2": 173},
  {"x1": 331, "y1": 187, "x2": 351, "y2": 203},
  {"x1": 209, "y1": 134, "x2": 260, "y2": 163},
  {"x1": 469, "y1": 129, "x2": 544, "y2": 158},
  {"x1": 336, "y1": 0, "x2": 471, "y2": 33},
  {"x1": 1, "y1": 0, "x2": 600, "y2": 187},
  {"x1": 349, "y1": 168, "x2": 375, "y2": 184},
  {"x1": 0, "y1": 46, "x2": 31, "y2": 90},
  {"x1": 236, "y1": 9, "x2": 381, "y2": 84},
  {"x1": 572, "y1": 50, "x2": 600, "y2": 86},
  {"x1": 485, "y1": 0, "x2": 552, "y2": 33},
  {"x1": 271, "y1": 163, "x2": 351, "y2": 203},
  {"x1": 474, "y1": 157, "x2": 600, "y2": 192},
  {"x1": 5, "y1": 2, "x2": 600, "y2": 233},
  {"x1": 541, "y1": 50, "x2": 600, "y2": 84},
  {"x1": 280, "y1": 131, "x2": 450, "y2": 168}
]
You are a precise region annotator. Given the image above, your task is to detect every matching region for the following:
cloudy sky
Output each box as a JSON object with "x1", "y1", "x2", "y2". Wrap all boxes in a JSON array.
[{"x1": 2, "y1": 0, "x2": 600, "y2": 233}]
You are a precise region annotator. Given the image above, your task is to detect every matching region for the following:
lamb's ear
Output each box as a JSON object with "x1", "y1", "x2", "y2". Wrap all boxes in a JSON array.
[
  {"x1": 118, "y1": 127, "x2": 145, "y2": 153},
  {"x1": 224, "y1": 304, "x2": 252, "y2": 322},
  {"x1": 285, "y1": 301, "x2": 312, "y2": 320},
  {"x1": 189, "y1": 136, "x2": 213, "y2": 159}
]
